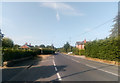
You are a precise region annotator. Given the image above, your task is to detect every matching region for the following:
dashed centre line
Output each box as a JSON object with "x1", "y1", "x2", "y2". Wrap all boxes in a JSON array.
[{"x1": 53, "y1": 56, "x2": 62, "y2": 81}]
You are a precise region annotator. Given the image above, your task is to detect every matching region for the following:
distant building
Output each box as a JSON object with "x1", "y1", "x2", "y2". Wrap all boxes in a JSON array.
[
  {"x1": 20, "y1": 43, "x2": 32, "y2": 49},
  {"x1": 76, "y1": 39, "x2": 87, "y2": 50}
]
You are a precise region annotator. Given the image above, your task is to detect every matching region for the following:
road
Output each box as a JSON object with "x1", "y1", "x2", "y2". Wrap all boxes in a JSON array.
[{"x1": 2, "y1": 53, "x2": 119, "y2": 82}]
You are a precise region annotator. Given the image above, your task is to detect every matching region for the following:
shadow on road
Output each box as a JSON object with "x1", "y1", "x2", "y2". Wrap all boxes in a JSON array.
[
  {"x1": 52, "y1": 65, "x2": 117, "y2": 81},
  {"x1": 2, "y1": 58, "x2": 39, "y2": 81},
  {"x1": 2, "y1": 57, "x2": 67, "y2": 82}
]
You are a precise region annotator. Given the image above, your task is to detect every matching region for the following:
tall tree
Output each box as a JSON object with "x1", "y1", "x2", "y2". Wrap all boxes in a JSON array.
[
  {"x1": 110, "y1": 16, "x2": 118, "y2": 37},
  {"x1": 2, "y1": 37, "x2": 14, "y2": 48},
  {"x1": 13, "y1": 44, "x2": 20, "y2": 49},
  {"x1": 63, "y1": 42, "x2": 70, "y2": 52},
  {"x1": 40, "y1": 44, "x2": 45, "y2": 48}
]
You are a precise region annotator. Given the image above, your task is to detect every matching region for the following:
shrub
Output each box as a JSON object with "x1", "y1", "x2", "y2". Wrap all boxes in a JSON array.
[
  {"x1": 72, "y1": 47, "x2": 79, "y2": 55},
  {"x1": 79, "y1": 49, "x2": 85, "y2": 55},
  {"x1": 85, "y1": 37, "x2": 120, "y2": 61},
  {"x1": 42, "y1": 48, "x2": 55, "y2": 54},
  {"x1": 3, "y1": 48, "x2": 55, "y2": 61},
  {"x1": 3, "y1": 49, "x2": 36, "y2": 61}
]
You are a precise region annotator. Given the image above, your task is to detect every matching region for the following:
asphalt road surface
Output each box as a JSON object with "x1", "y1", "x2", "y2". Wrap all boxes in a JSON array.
[{"x1": 2, "y1": 53, "x2": 119, "y2": 82}]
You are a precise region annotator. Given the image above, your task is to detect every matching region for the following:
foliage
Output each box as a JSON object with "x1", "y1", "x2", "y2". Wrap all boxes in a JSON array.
[
  {"x1": 85, "y1": 37, "x2": 120, "y2": 61},
  {"x1": 46, "y1": 44, "x2": 55, "y2": 49},
  {"x1": 3, "y1": 49, "x2": 36, "y2": 61},
  {"x1": 72, "y1": 47, "x2": 85, "y2": 55},
  {"x1": 42, "y1": 48, "x2": 55, "y2": 54},
  {"x1": 13, "y1": 44, "x2": 20, "y2": 49},
  {"x1": 79, "y1": 49, "x2": 85, "y2": 55},
  {"x1": 72, "y1": 47, "x2": 79, "y2": 55},
  {"x1": 110, "y1": 16, "x2": 118, "y2": 37},
  {"x1": 39, "y1": 44, "x2": 45, "y2": 48},
  {"x1": 3, "y1": 48, "x2": 55, "y2": 61},
  {"x1": 63, "y1": 42, "x2": 71, "y2": 52},
  {"x1": 2, "y1": 37, "x2": 14, "y2": 48}
]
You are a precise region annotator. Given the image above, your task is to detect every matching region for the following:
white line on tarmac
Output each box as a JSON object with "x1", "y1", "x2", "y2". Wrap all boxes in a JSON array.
[
  {"x1": 53, "y1": 56, "x2": 62, "y2": 81},
  {"x1": 71, "y1": 58, "x2": 119, "y2": 77},
  {"x1": 63, "y1": 55, "x2": 119, "y2": 77},
  {"x1": 57, "y1": 73, "x2": 62, "y2": 81},
  {"x1": 85, "y1": 64, "x2": 119, "y2": 76},
  {"x1": 55, "y1": 67, "x2": 58, "y2": 71},
  {"x1": 53, "y1": 60, "x2": 56, "y2": 66}
]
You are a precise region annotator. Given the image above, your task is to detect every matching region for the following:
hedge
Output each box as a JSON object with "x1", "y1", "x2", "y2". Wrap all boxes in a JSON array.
[
  {"x1": 72, "y1": 47, "x2": 85, "y2": 55},
  {"x1": 42, "y1": 48, "x2": 55, "y2": 54},
  {"x1": 79, "y1": 49, "x2": 85, "y2": 55},
  {"x1": 85, "y1": 37, "x2": 120, "y2": 61},
  {"x1": 3, "y1": 49, "x2": 36, "y2": 61},
  {"x1": 3, "y1": 48, "x2": 55, "y2": 61},
  {"x1": 72, "y1": 47, "x2": 79, "y2": 55}
]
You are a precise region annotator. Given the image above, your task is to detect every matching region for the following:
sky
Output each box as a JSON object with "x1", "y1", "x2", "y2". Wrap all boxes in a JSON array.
[{"x1": 1, "y1": 2, "x2": 118, "y2": 48}]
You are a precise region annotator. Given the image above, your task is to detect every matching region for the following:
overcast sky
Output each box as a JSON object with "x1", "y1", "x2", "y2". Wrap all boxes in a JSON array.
[{"x1": 2, "y1": 2, "x2": 118, "y2": 47}]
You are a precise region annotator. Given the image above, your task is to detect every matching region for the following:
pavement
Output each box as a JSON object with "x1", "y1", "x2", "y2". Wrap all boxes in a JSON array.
[{"x1": 2, "y1": 53, "x2": 119, "y2": 82}]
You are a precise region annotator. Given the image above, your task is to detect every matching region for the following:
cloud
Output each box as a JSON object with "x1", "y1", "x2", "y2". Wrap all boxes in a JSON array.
[
  {"x1": 56, "y1": 11, "x2": 60, "y2": 21},
  {"x1": 41, "y1": 2, "x2": 74, "y2": 11},
  {"x1": 40, "y1": 3, "x2": 83, "y2": 21}
]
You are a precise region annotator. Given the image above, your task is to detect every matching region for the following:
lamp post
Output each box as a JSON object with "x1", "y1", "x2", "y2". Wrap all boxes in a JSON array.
[{"x1": 0, "y1": 29, "x2": 4, "y2": 67}]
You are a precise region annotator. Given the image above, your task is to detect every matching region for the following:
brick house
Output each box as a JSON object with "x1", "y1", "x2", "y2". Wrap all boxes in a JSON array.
[
  {"x1": 20, "y1": 43, "x2": 32, "y2": 49},
  {"x1": 76, "y1": 39, "x2": 87, "y2": 50}
]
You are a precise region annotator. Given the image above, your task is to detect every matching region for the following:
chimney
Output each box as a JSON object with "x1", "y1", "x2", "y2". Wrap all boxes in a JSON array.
[
  {"x1": 25, "y1": 42, "x2": 28, "y2": 45},
  {"x1": 84, "y1": 39, "x2": 86, "y2": 43},
  {"x1": 29, "y1": 43, "x2": 31, "y2": 46}
]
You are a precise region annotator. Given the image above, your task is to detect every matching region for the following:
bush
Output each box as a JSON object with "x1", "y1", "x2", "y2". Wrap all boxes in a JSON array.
[
  {"x1": 79, "y1": 49, "x2": 85, "y2": 55},
  {"x1": 42, "y1": 48, "x2": 55, "y2": 54},
  {"x1": 72, "y1": 47, "x2": 79, "y2": 55},
  {"x1": 3, "y1": 49, "x2": 36, "y2": 61},
  {"x1": 72, "y1": 48, "x2": 85, "y2": 55},
  {"x1": 85, "y1": 37, "x2": 120, "y2": 61},
  {"x1": 3, "y1": 48, "x2": 55, "y2": 61}
]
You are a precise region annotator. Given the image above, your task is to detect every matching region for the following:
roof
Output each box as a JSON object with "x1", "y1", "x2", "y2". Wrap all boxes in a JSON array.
[
  {"x1": 76, "y1": 41, "x2": 89, "y2": 45},
  {"x1": 76, "y1": 41, "x2": 84, "y2": 45},
  {"x1": 20, "y1": 45, "x2": 30, "y2": 48},
  {"x1": 20, "y1": 44, "x2": 32, "y2": 48}
]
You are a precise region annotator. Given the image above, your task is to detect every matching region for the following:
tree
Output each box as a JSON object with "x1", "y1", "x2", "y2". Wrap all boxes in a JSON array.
[
  {"x1": 2, "y1": 37, "x2": 14, "y2": 48},
  {"x1": 110, "y1": 16, "x2": 118, "y2": 37},
  {"x1": 40, "y1": 44, "x2": 45, "y2": 48},
  {"x1": 51, "y1": 44, "x2": 55, "y2": 49},
  {"x1": 13, "y1": 44, "x2": 20, "y2": 49},
  {"x1": 46, "y1": 45, "x2": 52, "y2": 49},
  {"x1": 46, "y1": 44, "x2": 55, "y2": 49},
  {"x1": 63, "y1": 42, "x2": 71, "y2": 52}
]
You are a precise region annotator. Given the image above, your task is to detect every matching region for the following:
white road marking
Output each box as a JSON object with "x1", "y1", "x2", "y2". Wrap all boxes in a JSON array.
[
  {"x1": 71, "y1": 59, "x2": 80, "y2": 63},
  {"x1": 55, "y1": 67, "x2": 58, "y2": 71},
  {"x1": 53, "y1": 56, "x2": 54, "y2": 59},
  {"x1": 67, "y1": 54, "x2": 118, "y2": 67},
  {"x1": 53, "y1": 56, "x2": 62, "y2": 81},
  {"x1": 53, "y1": 60, "x2": 56, "y2": 66},
  {"x1": 64, "y1": 55, "x2": 119, "y2": 77},
  {"x1": 57, "y1": 73, "x2": 62, "y2": 80},
  {"x1": 85, "y1": 64, "x2": 119, "y2": 76}
]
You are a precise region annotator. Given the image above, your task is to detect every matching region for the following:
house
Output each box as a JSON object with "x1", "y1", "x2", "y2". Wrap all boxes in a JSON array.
[
  {"x1": 76, "y1": 39, "x2": 87, "y2": 50},
  {"x1": 20, "y1": 43, "x2": 32, "y2": 49}
]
